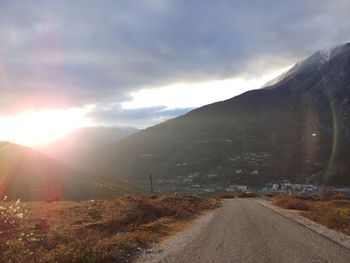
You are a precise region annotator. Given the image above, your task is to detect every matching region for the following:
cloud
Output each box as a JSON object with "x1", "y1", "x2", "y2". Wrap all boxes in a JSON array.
[
  {"x1": 88, "y1": 105, "x2": 194, "y2": 128},
  {"x1": 0, "y1": 0, "x2": 349, "y2": 124},
  {"x1": 122, "y1": 68, "x2": 288, "y2": 110}
]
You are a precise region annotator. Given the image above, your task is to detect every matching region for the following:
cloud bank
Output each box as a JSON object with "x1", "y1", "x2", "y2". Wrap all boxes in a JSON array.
[{"x1": 1, "y1": 0, "x2": 349, "y2": 126}]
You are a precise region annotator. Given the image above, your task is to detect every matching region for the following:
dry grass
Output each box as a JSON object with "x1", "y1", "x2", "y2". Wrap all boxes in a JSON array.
[
  {"x1": 219, "y1": 193, "x2": 236, "y2": 199},
  {"x1": 218, "y1": 192, "x2": 260, "y2": 199},
  {"x1": 237, "y1": 192, "x2": 260, "y2": 198},
  {"x1": 0, "y1": 195, "x2": 220, "y2": 263},
  {"x1": 271, "y1": 197, "x2": 311, "y2": 211},
  {"x1": 271, "y1": 194, "x2": 350, "y2": 236}
]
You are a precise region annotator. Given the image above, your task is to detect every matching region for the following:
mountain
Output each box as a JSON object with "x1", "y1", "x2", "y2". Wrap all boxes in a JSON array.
[
  {"x1": 38, "y1": 126, "x2": 138, "y2": 163},
  {"x1": 0, "y1": 142, "x2": 139, "y2": 200},
  {"x1": 71, "y1": 42, "x2": 350, "y2": 190}
]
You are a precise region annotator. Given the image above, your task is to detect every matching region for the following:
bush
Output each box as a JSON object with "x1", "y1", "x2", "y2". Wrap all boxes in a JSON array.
[
  {"x1": 1, "y1": 194, "x2": 221, "y2": 262},
  {"x1": 333, "y1": 193, "x2": 350, "y2": 201},
  {"x1": 302, "y1": 204, "x2": 350, "y2": 235},
  {"x1": 220, "y1": 194, "x2": 236, "y2": 199},
  {"x1": 0, "y1": 196, "x2": 26, "y2": 231},
  {"x1": 339, "y1": 208, "x2": 350, "y2": 217},
  {"x1": 237, "y1": 192, "x2": 260, "y2": 198},
  {"x1": 272, "y1": 198, "x2": 311, "y2": 211},
  {"x1": 272, "y1": 195, "x2": 350, "y2": 235}
]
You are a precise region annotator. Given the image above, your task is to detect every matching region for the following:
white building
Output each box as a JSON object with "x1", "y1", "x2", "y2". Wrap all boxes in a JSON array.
[{"x1": 225, "y1": 185, "x2": 247, "y2": 192}]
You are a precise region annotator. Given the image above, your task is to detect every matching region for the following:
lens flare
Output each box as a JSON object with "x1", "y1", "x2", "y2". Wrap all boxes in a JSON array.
[
  {"x1": 0, "y1": 107, "x2": 93, "y2": 146},
  {"x1": 324, "y1": 88, "x2": 339, "y2": 185}
]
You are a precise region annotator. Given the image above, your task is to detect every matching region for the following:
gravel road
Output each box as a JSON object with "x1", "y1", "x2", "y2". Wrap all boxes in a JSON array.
[{"x1": 137, "y1": 198, "x2": 350, "y2": 263}]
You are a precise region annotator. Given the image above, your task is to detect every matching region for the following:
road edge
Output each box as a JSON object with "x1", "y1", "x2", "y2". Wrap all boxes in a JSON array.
[
  {"x1": 135, "y1": 208, "x2": 219, "y2": 263},
  {"x1": 254, "y1": 198, "x2": 350, "y2": 250}
]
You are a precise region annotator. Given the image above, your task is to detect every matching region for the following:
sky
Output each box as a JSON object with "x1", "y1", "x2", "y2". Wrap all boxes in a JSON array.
[{"x1": 1, "y1": 0, "x2": 350, "y2": 145}]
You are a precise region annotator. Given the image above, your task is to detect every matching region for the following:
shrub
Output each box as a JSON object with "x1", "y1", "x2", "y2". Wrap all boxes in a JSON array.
[
  {"x1": 0, "y1": 195, "x2": 221, "y2": 262},
  {"x1": 339, "y1": 208, "x2": 350, "y2": 217},
  {"x1": 237, "y1": 192, "x2": 260, "y2": 198},
  {"x1": 0, "y1": 196, "x2": 26, "y2": 231},
  {"x1": 220, "y1": 194, "x2": 236, "y2": 199},
  {"x1": 272, "y1": 195, "x2": 350, "y2": 235},
  {"x1": 302, "y1": 204, "x2": 350, "y2": 235},
  {"x1": 333, "y1": 193, "x2": 350, "y2": 201},
  {"x1": 272, "y1": 198, "x2": 311, "y2": 211}
]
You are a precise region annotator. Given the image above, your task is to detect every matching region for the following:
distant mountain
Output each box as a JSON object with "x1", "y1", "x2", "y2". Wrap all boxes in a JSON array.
[
  {"x1": 38, "y1": 126, "x2": 138, "y2": 163},
  {"x1": 0, "y1": 142, "x2": 139, "y2": 200},
  {"x1": 71, "y1": 42, "x2": 350, "y2": 190}
]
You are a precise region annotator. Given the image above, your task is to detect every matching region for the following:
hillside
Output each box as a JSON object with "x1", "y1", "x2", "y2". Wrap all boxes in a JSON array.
[
  {"x1": 0, "y1": 142, "x2": 139, "y2": 200},
  {"x1": 71, "y1": 43, "x2": 350, "y2": 190},
  {"x1": 37, "y1": 126, "x2": 138, "y2": 164}
]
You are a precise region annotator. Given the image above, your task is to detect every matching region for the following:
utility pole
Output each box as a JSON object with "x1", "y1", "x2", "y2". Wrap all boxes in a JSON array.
[{"x1": 149, "y1": 173, "x2": 154, "y2": 194}]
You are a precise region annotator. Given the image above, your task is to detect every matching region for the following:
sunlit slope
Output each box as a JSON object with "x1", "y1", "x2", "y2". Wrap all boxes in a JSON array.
[
  {"x1": 73, "y1": 43, "x2": 350, "y2": 189},
  {"x1": 38, "y1": 126, "x2": 138, "y2": 163},
  {"x1": 0, "y1": 142, "x2": 139, "y2": 200}
]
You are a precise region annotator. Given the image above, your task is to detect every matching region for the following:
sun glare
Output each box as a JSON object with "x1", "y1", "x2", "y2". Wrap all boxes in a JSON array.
[{"x1": 0, "y1": 107, "x2": 93, "y2": 146}]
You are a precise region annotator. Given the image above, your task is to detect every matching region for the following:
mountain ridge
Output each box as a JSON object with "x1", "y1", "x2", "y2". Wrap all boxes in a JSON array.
[{"x1": 69, "y1": 42, "x2": 350, "y2": 190}]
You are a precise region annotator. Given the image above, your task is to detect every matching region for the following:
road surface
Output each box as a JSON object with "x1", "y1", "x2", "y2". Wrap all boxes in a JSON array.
[{"x1": 139, "y1": 199, "x2": 350, "y2": 263}]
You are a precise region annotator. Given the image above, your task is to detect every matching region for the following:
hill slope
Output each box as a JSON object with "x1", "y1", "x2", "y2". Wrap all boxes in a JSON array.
[
  {"x1": 72, "y1": 43, "x2": 350, "y2": 190},
  {"x1": 38, "y1": 126, "x2": 138, "y2": 163},
  {"x1": 0, "y1": 142, "x2": 138, "y2": 200}
]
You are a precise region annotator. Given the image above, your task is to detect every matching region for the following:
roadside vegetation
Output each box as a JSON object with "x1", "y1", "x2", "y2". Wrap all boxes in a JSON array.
[
  {"x1": 219, "y1": 192, "x2": 261, "y2": 199},
  {"x1": 270, "y1": 194, "x2": 350, "y2": 236},
  {"x1": 0, "y1": 194, "x2": 220, "y2": 263}
]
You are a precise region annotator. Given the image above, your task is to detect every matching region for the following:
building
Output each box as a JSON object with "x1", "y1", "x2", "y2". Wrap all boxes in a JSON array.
[{"x1": 225, "y1": 185, "x2": 248, "y2": 192}]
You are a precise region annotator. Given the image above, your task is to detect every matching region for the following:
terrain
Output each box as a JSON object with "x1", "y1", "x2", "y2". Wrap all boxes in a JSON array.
[
  {"x1": 271, "y1": 194, "x2": 350, "y2": 235},
  {"x1": 69, "y1": 43, "x2": 350, "y2": 190},
  {"x1": 0, "y1": 142, "x2": 138, "y2": 201},
  {"x1": 0, "y1": 195, "x2": 219, "y2": 262},
  {"x1": 37, "y1": 126, "x2": 138, "y2": 164}
]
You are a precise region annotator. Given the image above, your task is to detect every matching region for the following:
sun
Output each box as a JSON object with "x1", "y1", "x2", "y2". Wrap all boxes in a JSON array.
[{"x1": 0, "y1": 107, "x2": 93, "y2": 147}]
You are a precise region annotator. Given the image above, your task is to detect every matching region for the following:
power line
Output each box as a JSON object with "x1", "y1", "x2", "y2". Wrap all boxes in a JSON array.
[{"x1": 149, "y1": 173, "x2": 154, "y2": 194}]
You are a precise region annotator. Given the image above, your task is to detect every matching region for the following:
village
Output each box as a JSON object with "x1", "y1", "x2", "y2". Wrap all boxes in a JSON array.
[
  {"x1": 187, "y1": 181, "x2": 350, "y2": 195},
  {"x1": 154, "y1": 175, "x2": 350, "y2": 196}
]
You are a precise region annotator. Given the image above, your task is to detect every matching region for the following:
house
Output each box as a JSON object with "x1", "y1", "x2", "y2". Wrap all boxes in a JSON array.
[
  {"x1": 272, "y1": 183, "x2": 280, "y2": 190},
  {"x1": 183, "y1": 178, "x2": 192, "y2": 183},
  {"x1": 225, "y1": 185, "x2": 247, "y2": 192},
  {"x1": 291, "y1": 184, "x2": 318, "y2": 193}
]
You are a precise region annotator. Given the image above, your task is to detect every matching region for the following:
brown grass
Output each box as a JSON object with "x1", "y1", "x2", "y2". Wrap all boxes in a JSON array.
[
  {"x1": 271, "y1": 194, "x2": 350, "y2": 236},
  {"x1": 0, "y1": 195, "x2": 220, "y2": 263},
  {"x1": 237, "y1": 192, "x2": 260, "y2": 198},
  {"x1": 271, "y1": 197, "x2": 311, "y2": 211},
  {"x1": 219, "y1": 193, "x2": 236, "y2": 199},
  {"x1": 218, "y1": 192, "x2": 260, "y2": 199}
]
